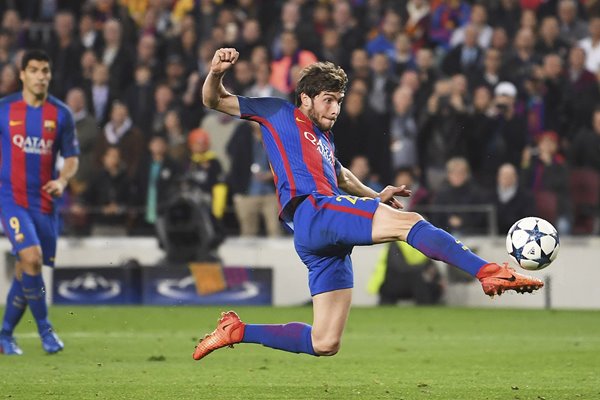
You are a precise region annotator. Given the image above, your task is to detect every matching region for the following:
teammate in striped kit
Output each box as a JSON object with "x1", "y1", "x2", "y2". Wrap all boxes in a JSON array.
[
  {"x1": 193, "y1": 48, "x2": 543, "y2": 361},
  {"x1": 0, "y1": 50, "x2": 79, "y2": 355}
]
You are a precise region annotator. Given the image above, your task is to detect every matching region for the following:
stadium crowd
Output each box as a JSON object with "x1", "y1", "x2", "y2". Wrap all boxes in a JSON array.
[{"x1": 1, "y1": 0, "x2": 600, "y2": 238}]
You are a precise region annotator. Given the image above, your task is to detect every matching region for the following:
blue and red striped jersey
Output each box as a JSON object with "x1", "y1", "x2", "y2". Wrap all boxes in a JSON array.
[
  {"x1": 0, "y1": 92, "x2": 80, "y2": 214},
  {"x1": 238, "y1": 96, "x2": 342, "y2": 222}
]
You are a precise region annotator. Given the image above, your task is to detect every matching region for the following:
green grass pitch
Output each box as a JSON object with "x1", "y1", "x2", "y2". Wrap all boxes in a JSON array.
[{"x1": 1, "y1": 306, "x2": 599, "y2": 399}]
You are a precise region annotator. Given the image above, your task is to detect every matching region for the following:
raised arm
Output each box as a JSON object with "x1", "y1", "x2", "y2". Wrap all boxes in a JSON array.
[{"x1": 202, "y1": 48, "x2": 241, "y2": 116}]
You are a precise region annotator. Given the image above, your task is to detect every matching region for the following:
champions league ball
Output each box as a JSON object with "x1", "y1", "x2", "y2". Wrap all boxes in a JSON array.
[{"x1": 506, "y1": 217, "x2": 560, "y2": 271}]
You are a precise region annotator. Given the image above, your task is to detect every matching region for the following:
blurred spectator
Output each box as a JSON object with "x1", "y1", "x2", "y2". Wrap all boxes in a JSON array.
[
  {"x1": 72, "y1": 146, "x2": 133, "y2": 236},
  {"x1": 494, "y1": 163, "x2": 535, "y2": 234},
  {"x1": 229, "y1": 58, "x2": 254, "y2": 95},
  {"x1": 267, "y1": 1, "x2": 318, "y2": 58},
  {"x1": 489, "y1": 0, "x2": 521, "y2": 39},
  {"x1": 563, "y1": 46, "x2": 598, "y2": 142},
  {"x1": 320, "y1": 28, "x2": 343, "y2": 68},
  {"x1": 477, "y1": 81, "x2": 528, "y2": 187},
  {"x1": 503, "y1": 28, "x2": 542, "y2": 88},
  {"x1": 535, "y1": 16, "x2": 570, "y2": 59},
  {"x1": 520, "y1": 8, "x2": 538, "y2": 32},
  {"x1": 164, "y1": 53, "x2": 188, "y2": 96},
  {"x1": 557, "y1": 0, "x2": 588, "y2": 45},
  {"x1": 578, "y1": 16, "x2": 600, "y2": 74},
  {"x1": 180, "y1": 71, "x2": 205, "y2": 130},
  {"x1": 95, "y1": 101, "x2": 145, "y2": 179},
  {"x1": 469, "y1": 48, "x2": 505, "y2": 91},
  {"x1": 0, "y1": 63, "x2": 18, "y2": 97},
  {"x1": 441, "y1": 24, "x2": 484, "y2": 77},
  {"x1": 226, "y1": 122, "x2": 281, "y2": 237},
  {"x1": 368, "y1": 240, "x2": 444, "y2": 305},
  {"x1": 332, "y1": 90, "x2": 373, "y2": 168},
  {"x1": 124, "y1": 63, "x2": 155, "y2": 135},
  {"x1": 450, "y1": 4, "x2": 492, "y2": 49},
  {"x1": 345, "y1": 155, "x2": 384, "y2": 193},
  {"x1": 403, "y1": 0, "x2": 431, "y2": 52},
  {"x1": 489, "y1": 26, "x2": 511, "y2": 65},
  {"x1": 413, "y1": 47, "x2": 438, "y2": 101},
  {"x1": 78, "y1": 49, "x2": 98, "y2": 87},
  {"x1": 569, "y1": 106, "x2": 600, "y2": 173},
  {"x1": 367, "y1": 52, "x2": 398, "y2": 118},
  {"x1": 430, "y1": 157, "x2": 490, "y2": 235},
  {"x1": 184, "y1": 128, "x2": 228, "y2": 221},
  {"x1": 245, "y1": 62, "x2": 287, "y2": 99},
  {"x1": 521, "y1": 131, "x2": 571, "y2": 232},
  {"x1": 391, "y1": 33, "x2": 416, "y2": 76},
  {"x1": 135, "y1": 33, "x2": 163, "y2": 79},
  {"x1": 392, "y1": 167, "x2": 431, "y2": 212},
  {"x1": 98, "y1": 18, "x2": 134, "y2": 97},
  {"x1": 348, "y1": 48, "x2": 370, "y2": 81},
  {"x1": 429, "y1": 0, "x2": 471, "y2": 52},
  {"x1": 418, "y1": 78, "x2": 469, "y2": 189},
  {"x1": 84, "y1": 62, "x2": 115, "y2": 126},
  {"x1": 78, "y1": 12, "x2": 103, "y2": 52},
  {"x1": 464, "y1": 85, "x2": 496, "y2": 186},
  {"x1": 131, "y1": 134, "x2": 183, "y2": 235},
  {"x1": 162, "y1": 109, "x2": 189, "y2": 163},
  {"x1": 65, "y1": 87, "x2": 98, "y2": 195},
  {"x1": 366, "y1": 9, "x2": 402, "y2": 58},
  {"x1": 539, "y1": 53, "x2": 566, "y2": 134},
  {"x1": 270, "y1": 30, "x2": 317, "y2": 95},
  {"x1": 237, "y1": 18, "x2": 265, "y2": 60},
  {"x1": 1, "y1": 9, "x2": 30, "y2": 51},
  {"x1": 47, "y1": 11, "x2": 83, "y2": 99},
  {"x1": 388, "y1": 85, "x2": 419, "y2": 173},
  {"x1": 151, "y1": 83, "x2": 176, "y2": 138},
  {"x1": 331, "y1": 0, "x2": 364, "y2": 70}
]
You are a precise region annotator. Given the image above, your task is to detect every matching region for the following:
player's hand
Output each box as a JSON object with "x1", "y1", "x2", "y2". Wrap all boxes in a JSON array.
[
  {"x1": 377, "y1": 185, "x2": 411, "y2": 209},
  {"x1": 210, "y1": 48, "x2": 239, "y2": 75},
  {"x1": 42, "y1": 178, "x2": 67, "y2": 197}
]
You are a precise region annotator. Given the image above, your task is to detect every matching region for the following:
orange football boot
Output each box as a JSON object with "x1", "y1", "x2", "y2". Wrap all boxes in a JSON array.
[
  {"x1": 476, "y1": 263, "x2": 544, "y2": 297},
  {"x1": 193, "y1": 311, "x2": 245, "y2": 361}
]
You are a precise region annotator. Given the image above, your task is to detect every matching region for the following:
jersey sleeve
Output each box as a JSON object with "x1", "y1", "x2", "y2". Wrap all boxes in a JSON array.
[
  {"x1": 238, "y1": 96, "x2": 289, "y2": 121},
  {"x1": 59, "y1": 108, "x2": 80, "y2": 157}
]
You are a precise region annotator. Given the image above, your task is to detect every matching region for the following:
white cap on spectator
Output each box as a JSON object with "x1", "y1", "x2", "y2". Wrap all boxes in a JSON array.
[{"x1": 494, "y1": 81, "x2": 517, "y2": 97}]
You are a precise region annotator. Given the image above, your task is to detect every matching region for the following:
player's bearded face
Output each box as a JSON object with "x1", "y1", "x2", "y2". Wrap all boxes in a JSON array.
[
  {"x1": 21, "y1": 60, "x2": 51, "y2": 99},
  {"x1": 307, "y1": 92, "x2": 344, "y2": 131}
]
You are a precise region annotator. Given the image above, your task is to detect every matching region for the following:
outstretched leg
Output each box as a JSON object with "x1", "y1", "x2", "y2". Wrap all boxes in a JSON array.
[
  {"x1": 193, "y1": 289, "x2": 352, "y2": 360},
  {"x1": 372, "y1": 205, "x2": 543, "y2": 296}
]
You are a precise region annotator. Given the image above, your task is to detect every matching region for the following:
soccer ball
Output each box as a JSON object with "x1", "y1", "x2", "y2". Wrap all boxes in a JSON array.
[{"x1": 506, "y1": 217, "x2": 560, "y2": 271}]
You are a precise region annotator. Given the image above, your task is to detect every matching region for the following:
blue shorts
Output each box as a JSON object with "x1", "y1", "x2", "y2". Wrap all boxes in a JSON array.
[
  {"x1": 0, "y1": 202, "x2": 58, "y2": 267},
  {"x1": 292, "y1": 193, "x2": 380, "y2": 296}
]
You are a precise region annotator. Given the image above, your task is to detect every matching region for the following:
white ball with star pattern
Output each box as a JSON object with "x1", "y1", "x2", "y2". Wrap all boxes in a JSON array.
[{"x1": 506, "y1": 217, "x2": 560, "y2": 270}]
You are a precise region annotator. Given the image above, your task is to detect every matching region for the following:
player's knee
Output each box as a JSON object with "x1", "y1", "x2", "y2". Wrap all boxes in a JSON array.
[
  {"x1": 312, "y1": 337, "x2": 341, "y2": 356},
  {"x1": 19, "y1": 252, "x2": 43, "y2": 272},
  {"x1": 403, "y1": 211, "x2": 424, "y2": 226}
]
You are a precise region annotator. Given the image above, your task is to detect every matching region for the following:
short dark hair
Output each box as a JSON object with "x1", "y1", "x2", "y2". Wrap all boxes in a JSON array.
[
  {"x1": 295, "y1": 62, "x2": 348, "y2": 106},
  {"x1": 21, "y1": 49, "x2": 51, "y2": 71}
]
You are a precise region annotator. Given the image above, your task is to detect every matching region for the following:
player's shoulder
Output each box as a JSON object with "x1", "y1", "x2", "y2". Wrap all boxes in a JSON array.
[
  {"x1": 46, "y1": 95, "x2": 71, "y2": 114},
  {"x1": 240, "y1": 95, "x2": 293, "y2": 110},
  {"x1": 0, "y1": 92, "x2": 23, "y2": 109}
]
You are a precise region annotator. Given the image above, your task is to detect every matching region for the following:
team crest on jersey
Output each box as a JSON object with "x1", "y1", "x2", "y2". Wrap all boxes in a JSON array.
[
  {"x1": 44, "y1": 120, "x2": 56, "y2": 131},
  {"x1": 12, "y1": 134, "x2": 54, "y2": 155}
]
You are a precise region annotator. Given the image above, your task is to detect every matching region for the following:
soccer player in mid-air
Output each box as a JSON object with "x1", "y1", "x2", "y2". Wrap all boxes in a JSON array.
[
  {"x1": 193, "y1": 48, "x2": 543, "y2": 361},
  {"x1": 0, "y1": 50, "x2": 79, "y2": 355}
]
